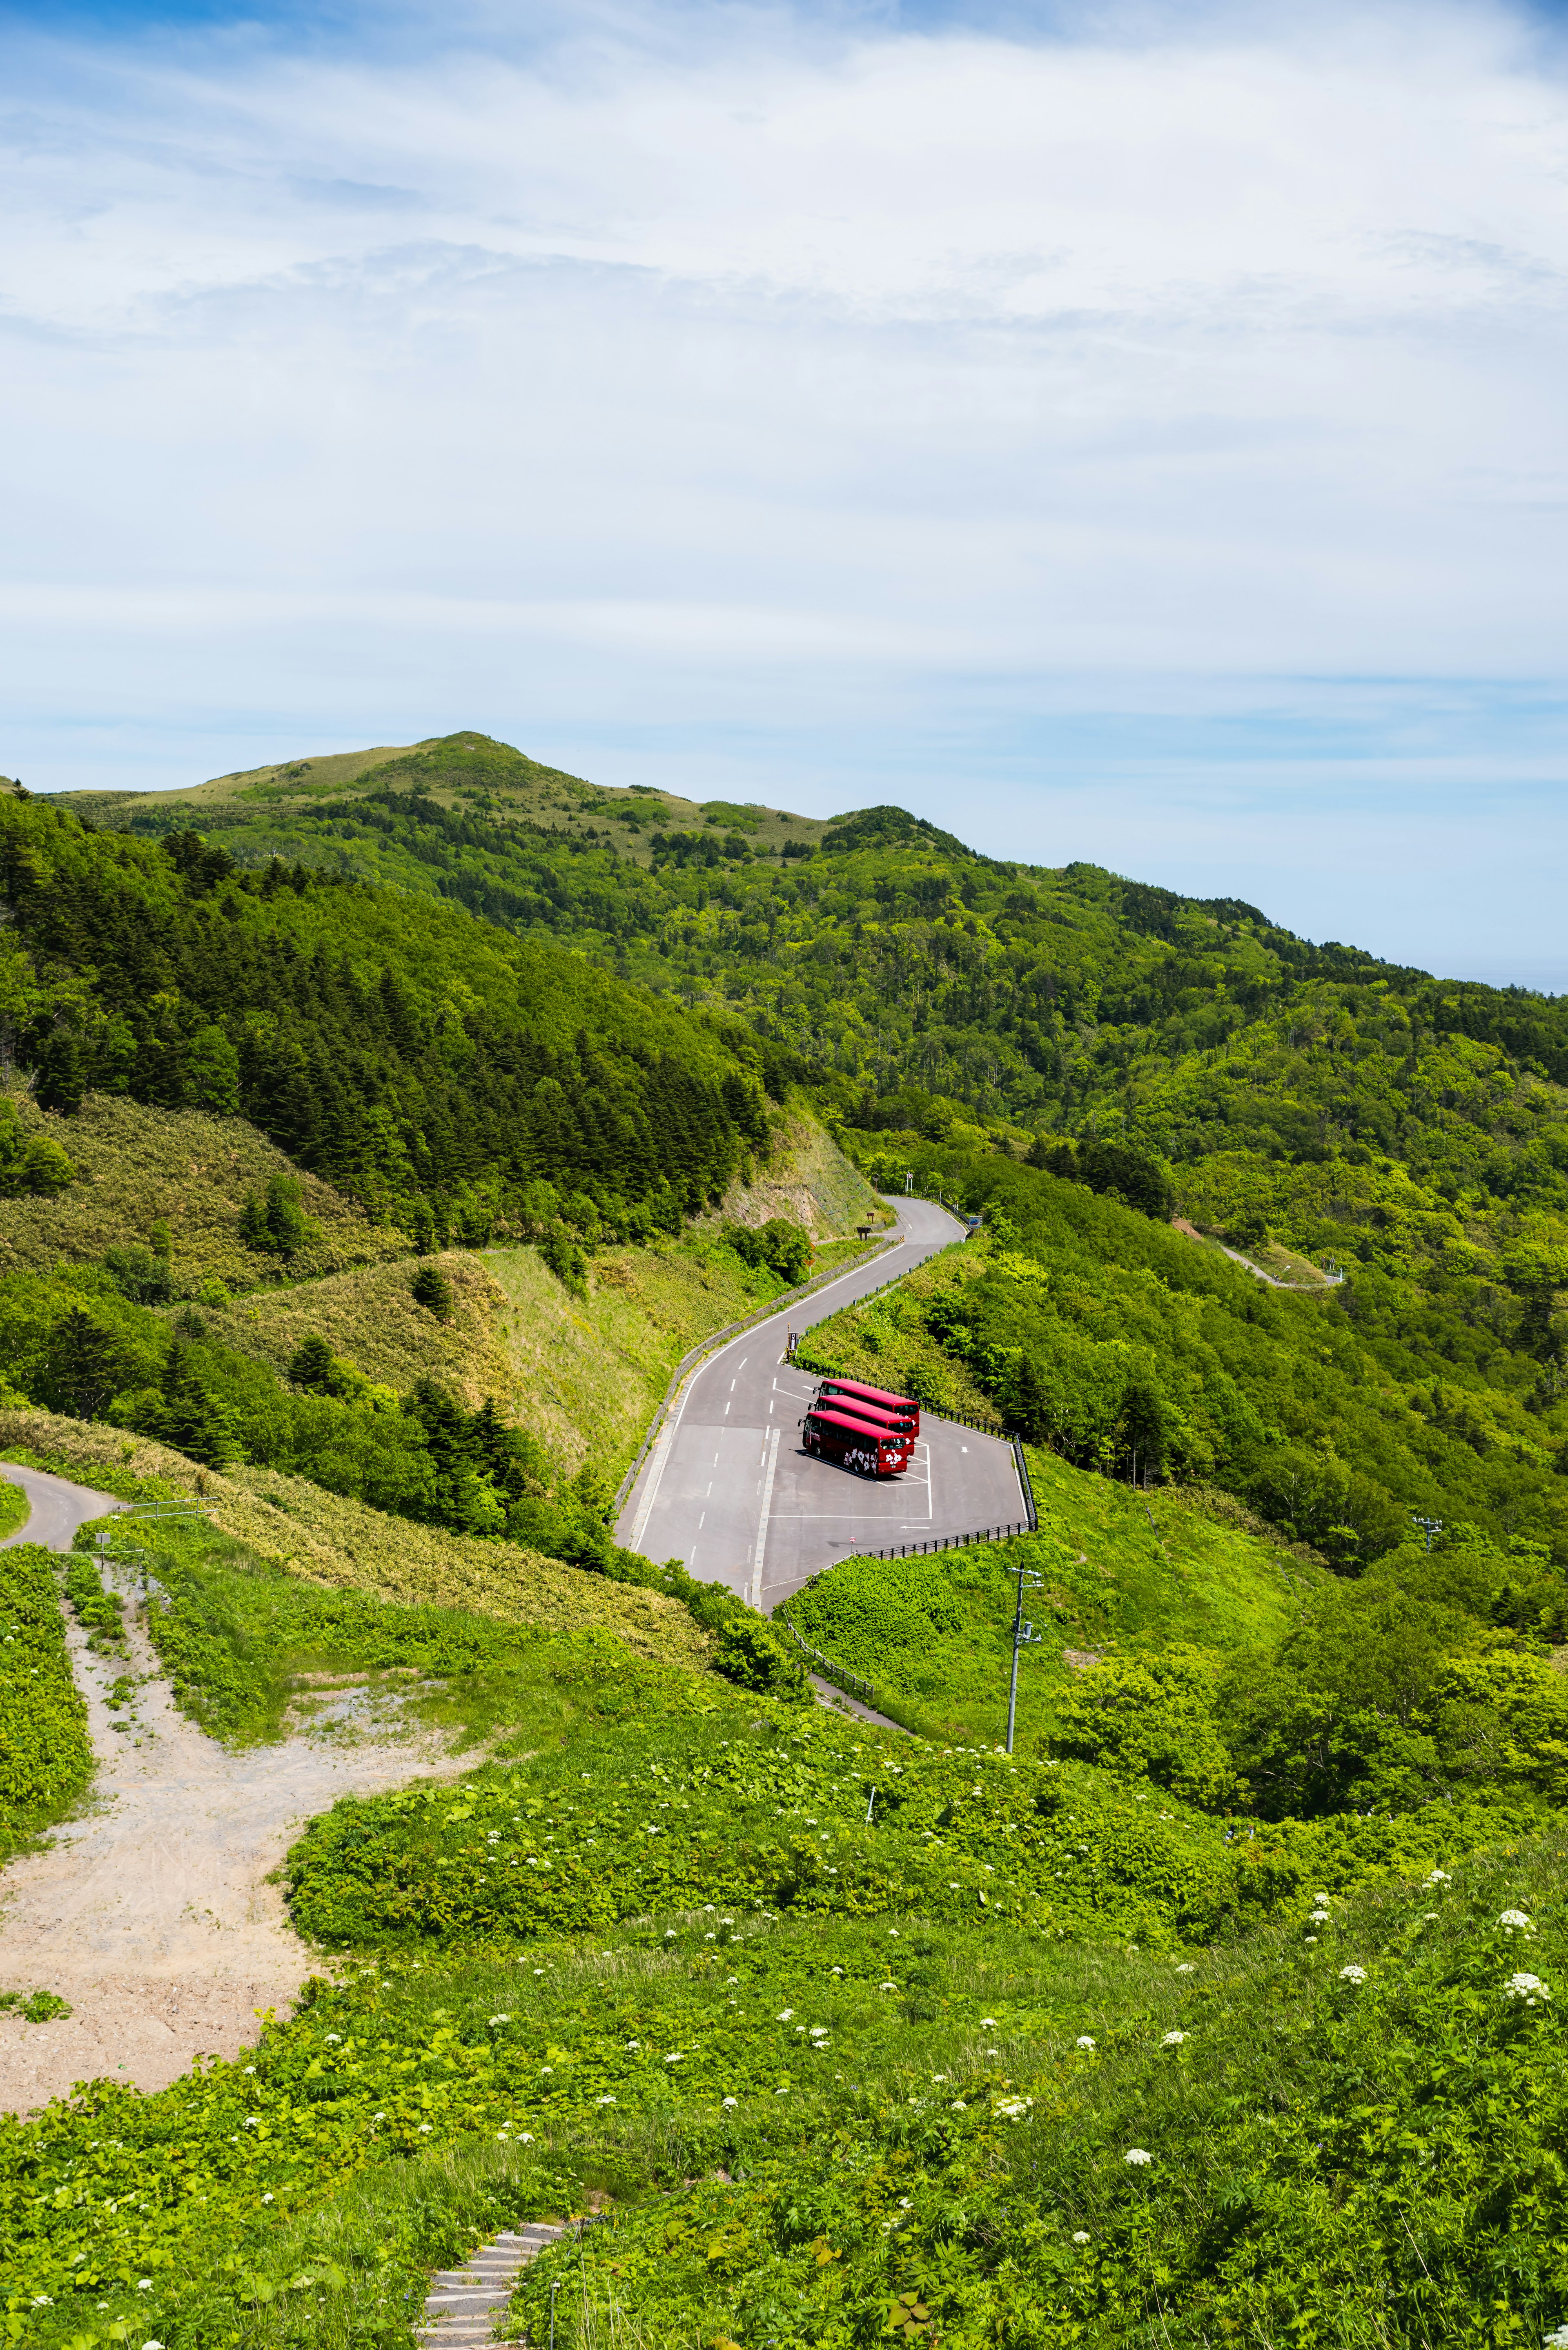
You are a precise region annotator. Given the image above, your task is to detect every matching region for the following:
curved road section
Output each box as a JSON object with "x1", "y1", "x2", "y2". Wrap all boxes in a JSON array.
[
  {"x1": 0, "y1": 1463, "x2": 122, "y2": 1552},
  {"x1": 617, "y1": 1196, "x2": 1027, "y2": 1609}
]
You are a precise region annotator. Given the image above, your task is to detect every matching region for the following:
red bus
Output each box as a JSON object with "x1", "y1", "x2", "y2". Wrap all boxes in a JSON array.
[
  {"x1": 815, "y1": 1376, "x2": 920, "y2": 1436},
  {"x1": 800, "y1": 1406, "x2": 913, "y2": 1478}
]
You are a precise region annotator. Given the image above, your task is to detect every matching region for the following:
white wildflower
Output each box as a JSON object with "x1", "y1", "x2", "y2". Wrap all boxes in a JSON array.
[
  {"x1": 1072, "y1": 2230, "x2": 1091, "y2": 2243},
  {"x1": 1499, "y1": 1910, "x2": 1533, "y2": 1931},
  {"x1": 993, "y1": 2096, "x2": 1032, "y2": 2120},
  {"x1": 1174, "y1": 1963, "x2": 1196, "y2": 1974},
  {"x1": 1426, "y1": 1869, "x2": 1450, "y2": 1886},
  {"x1": 1161, "y1": 2031, "x2": 1187, "y2": 2047},
  {"x1": 1076, "y1": 2036, "x2": 1096, "y2": 2050},
  {"x1": 1124, "y1": 2148, "x2": 1153, "y2": 2166},
  {"x1": 1340, "y1": 1965, "x2": 1367, "y2": 1983},
  {"x1": 722, "y1": 2096, "x2": 738, "y2": 2108},
  {"x1": 1506, "y1": 1972, "x2": 1551, "y2": 2005}
]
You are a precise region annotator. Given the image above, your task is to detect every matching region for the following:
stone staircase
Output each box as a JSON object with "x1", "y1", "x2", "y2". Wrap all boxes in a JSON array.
[{"x1": 416, "y1": 2220, "x2": 568, "y2": 2346}]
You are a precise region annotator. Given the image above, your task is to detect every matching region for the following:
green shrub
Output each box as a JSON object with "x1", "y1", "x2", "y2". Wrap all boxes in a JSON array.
[
  {"x1": 1049, "y1": 1647, "x2": 1238, "y2": 1810},
  {"x1": 411, "y1": 1262, "x2": 454, "y2": 1319},
  {"x1": 724, "y1": 1217, "x2": 812, "y2": 1285},
  {"x1": 0, "y1": 1542, "x2": 92, "y2": 1848},
  {"x1": 0, "y1": 1101, "x2": 74, "y2": 1200},
  {"x1": 61, "y1": 1554, "x2": 126, "y2": 1654},
  {"x1": 538, "y1": 1224, "x2": 587, "y2": 1295}
]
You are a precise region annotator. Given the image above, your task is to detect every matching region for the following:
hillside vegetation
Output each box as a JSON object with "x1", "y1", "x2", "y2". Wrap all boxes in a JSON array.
[
  {"x1": 0, "y1": 1090, "x2": 404, "y2": 1288},
  {"x1": 5, "y1": 1658, "x2": 1566, "y2": 2350},
  {"x1": 10, "y1": 733, "x2": 1568, "y2": 2344},
  {"x1": 0, "y1": 1407, "x2": 713, "y2": 1673},
  {"x1": 787, "y1": 1443, "x2": 1324, "y2": 1748}
]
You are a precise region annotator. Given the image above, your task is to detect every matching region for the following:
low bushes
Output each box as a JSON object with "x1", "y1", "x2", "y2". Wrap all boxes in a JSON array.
[{"x1": 0, "y1": 1542, "x2": 91, "y2": 1853}]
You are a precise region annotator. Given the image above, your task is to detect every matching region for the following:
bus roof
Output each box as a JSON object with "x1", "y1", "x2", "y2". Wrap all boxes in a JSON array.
[
  {"x1": 817, "y1": 1376, "x2": 919, "y2": 1416},
  {"x1": 820, "y1": 1394, "x2": 915, "y2": 1429},
  {"x1": 806, "y1": 1408, "x2": 911, "y2": 1448}
]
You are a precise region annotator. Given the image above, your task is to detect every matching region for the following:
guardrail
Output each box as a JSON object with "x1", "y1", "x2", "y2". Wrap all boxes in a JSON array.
[
  {"x1": 850, "y1": 1518, "x2": 1033, "y2": 1564},
  {"x1": 777, "y1": 1605, "x2": 876, "y2": 1707},
  {"x1": 1013, "y1": 1436, "x2": 1038, "y2": 1532}
]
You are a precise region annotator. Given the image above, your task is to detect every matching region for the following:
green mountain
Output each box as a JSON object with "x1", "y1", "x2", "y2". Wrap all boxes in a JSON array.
[
  {"x1": 5, "y1": 739, "x2": 1568, "y2": 2347},
  {"x1": 54, "y1": 732, "x2": 1568, "y2": 1534}
]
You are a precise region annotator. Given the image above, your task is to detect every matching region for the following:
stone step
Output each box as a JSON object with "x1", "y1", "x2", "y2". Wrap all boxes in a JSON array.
[{"x1": 420, "y1": 2217, "x2": 570, "y2": 2345}]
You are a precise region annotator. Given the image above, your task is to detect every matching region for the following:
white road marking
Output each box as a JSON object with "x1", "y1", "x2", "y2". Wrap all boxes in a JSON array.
[
  {"x1": 751, "y1": 1426, "x2": 781, "y2": 1608},
  {"x1": 618, "y1": 1198, "x2": 963, "y2": 1561}
]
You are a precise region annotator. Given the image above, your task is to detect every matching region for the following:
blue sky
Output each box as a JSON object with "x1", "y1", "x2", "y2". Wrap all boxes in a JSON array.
[{"x1": 4, "y1": 0, "x2": 1568, "y2": 984}]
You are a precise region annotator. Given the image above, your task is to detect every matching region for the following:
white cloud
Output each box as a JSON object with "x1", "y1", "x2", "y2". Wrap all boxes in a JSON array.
[{"x1": 2, "y1": 0, "x2": 1568, "y2": 969}]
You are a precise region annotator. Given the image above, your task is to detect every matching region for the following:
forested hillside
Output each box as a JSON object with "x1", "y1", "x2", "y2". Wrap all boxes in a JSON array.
[
  {"x1": 0, "y1": 789, "x2": 780, "y2": 1248},
  {"x1": 59, "y1": 729, "x2": 1568, "y2": 1564},
  {"x1": 63, "y1": 729, "x2": 1568, "y2": 1295}
]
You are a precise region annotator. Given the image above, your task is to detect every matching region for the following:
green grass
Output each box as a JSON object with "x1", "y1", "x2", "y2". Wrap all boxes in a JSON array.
[
  {"x1": 0, "y1": 1089, "x2": 407, "y2": 1293},
  {"x1": 0, "y1": 1541, "x2": 93, "y2": 1866},
  {"x1": 785, "y1": 1443, "x2": 1323, "y2": 1748},
  {"x1": 113, "y1": 1516, "x2": 718, "y2": 1753},
  {"x1": 2, "y1": 1684, "x2": 1562, "y2": 2350},
  {"x1": 0, "y1": 1476, "x2": 30, "y2": 1541}
]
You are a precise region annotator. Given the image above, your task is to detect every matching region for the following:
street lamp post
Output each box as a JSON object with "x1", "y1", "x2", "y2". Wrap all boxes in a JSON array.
[{"x1": 1006, "y1": 1558, "x2": 1045, "y2": 1756}]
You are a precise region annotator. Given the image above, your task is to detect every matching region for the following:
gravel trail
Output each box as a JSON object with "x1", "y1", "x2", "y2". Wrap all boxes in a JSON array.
[{"x1": 0, "y1": 1465, "x2": 469, "y2": 2114}]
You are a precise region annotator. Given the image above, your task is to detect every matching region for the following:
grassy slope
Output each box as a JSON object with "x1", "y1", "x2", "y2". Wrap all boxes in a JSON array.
[
  {"x1": 197, "y1": 1113, "x2": 882, "y2": 1485},
  {"x1": 703, "y1": 1102, "x2": 888, "y2": 1241},
  {"x1": 56, "y1": 729, "x2": 839, "y2": 871},
  {"x1": 0, "y1": 1090, "x2": 406, "y2": 1289},
  {"x1": 0, "y1": 1408, "x2": 714, "y2": 1674},
  {"x1": 786, "y1": 1443, "x2": 1324, "y2": 1746},
  {"x1": 794, "y1": 1238, "x2": 1007, "y2": 1420},
  {"x1": 4, "y1": 1686, "x2": 1560, "y2": 2349}
]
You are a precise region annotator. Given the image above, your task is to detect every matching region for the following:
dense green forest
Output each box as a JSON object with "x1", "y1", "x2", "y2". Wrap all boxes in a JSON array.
[
  {"x1": 64, "y1": 730, "x2": 1568, "y2": 1298},
  {"x1": 0, "y1": 790, "x2": 780, "y2": 1249}
]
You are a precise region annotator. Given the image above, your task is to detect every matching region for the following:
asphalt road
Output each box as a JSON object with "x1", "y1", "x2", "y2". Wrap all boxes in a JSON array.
[
  {"x1": 0, "y1": 1464, "x2": 123, "y2": 1552},
  {"x1": 617, "y1": 1196, "x2": 1029, "y2": 1608}
]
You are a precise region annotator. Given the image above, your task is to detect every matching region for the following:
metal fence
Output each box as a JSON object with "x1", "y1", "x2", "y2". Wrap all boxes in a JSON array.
[{"x1": 776, "y1": 1605, "x2": 876, "y2": 1707}]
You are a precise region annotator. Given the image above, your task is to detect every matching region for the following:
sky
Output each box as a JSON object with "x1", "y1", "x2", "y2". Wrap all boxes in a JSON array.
[{"x1": 4, "y1": 0, "x2": 1568, "y2": 984}]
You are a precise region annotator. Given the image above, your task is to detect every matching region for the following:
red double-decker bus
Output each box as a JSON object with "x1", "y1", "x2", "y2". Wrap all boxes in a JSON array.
[
  {"x1": 800, "y1": 1405, "x2": 913, "y2": 1477},
  {"x1": 814, "y1": 1376, "x2": 920, "y2": 1436}
]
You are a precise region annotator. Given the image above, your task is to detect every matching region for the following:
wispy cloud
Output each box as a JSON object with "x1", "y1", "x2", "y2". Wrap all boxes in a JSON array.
[{"x1": 3, "y1": 0, "x2": 1568, "y2": 972}]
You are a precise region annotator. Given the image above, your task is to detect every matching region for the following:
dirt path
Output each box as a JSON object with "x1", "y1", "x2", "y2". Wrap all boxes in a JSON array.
[{"x1": 0, "y1": 1467, "x2": 471, "y2": 2114}]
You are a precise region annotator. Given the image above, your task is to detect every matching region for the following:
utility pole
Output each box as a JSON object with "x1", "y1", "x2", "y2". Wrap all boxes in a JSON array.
[
  {"x1": 1411, "y1": 1513, "x2": 1443, "y2": 1554},
  {"x1": 1006, "y1": 1558, "x2": 1045, "y2": 1756}
]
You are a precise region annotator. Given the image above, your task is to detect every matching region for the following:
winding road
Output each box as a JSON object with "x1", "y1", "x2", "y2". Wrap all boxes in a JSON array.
[{"x1": 617, "y1": 1195, "x2": 1027, "y2": 1608}]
